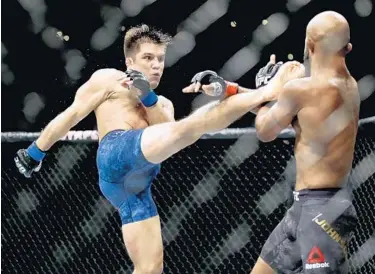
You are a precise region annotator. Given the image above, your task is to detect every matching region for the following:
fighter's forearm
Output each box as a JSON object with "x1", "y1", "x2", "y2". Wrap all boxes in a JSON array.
[
  {"x1": 255, "y1": 106, "x2": 282, "y2": 142},
  {"x1": 35, "y1": 107, "x2": 78, "y2": 151},
  {"x1": 237, "y1": 86, "x2": 255, "y2": 94}
]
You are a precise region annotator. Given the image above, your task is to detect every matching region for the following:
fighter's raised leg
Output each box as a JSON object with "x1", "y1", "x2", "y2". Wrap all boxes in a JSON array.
[{"x1": 141, "y1": 61, "x2": 305, "y2": 164}]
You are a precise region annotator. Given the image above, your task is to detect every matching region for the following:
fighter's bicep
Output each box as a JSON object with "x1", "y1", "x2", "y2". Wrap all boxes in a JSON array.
[{"x1": 70, "y1": 81, "x2": 109, "y2": 124}]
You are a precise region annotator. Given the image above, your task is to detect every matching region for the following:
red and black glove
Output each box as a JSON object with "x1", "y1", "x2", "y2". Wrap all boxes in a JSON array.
[{"x1": 190, "y1": 70, "x2": 238, "y2": 97}]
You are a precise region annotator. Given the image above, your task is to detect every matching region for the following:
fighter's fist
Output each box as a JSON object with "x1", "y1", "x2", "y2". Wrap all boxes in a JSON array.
[
  {"x1": 14, "y1": 149, "x2": 42, "y2": 178},
  {"x1": 125, "y1": 69, "x2": 151, "y2": 96},
  {"x1": 255, "y1": 55, "x2": 284, "y2": 88},
  {"x1": 272, "y1": 60, "x2": 305, "y2": 87},
  {"x1": 257, "y1": 55, "x2": 305, "y2": 89},
  {"x1": 261, "y1": 55, "x2": 305, "y2": 101},
  {"x1": 182, "y1": 70, "x2": 224, "y2": 96},
  {"x1": 182, "y1": 70, "x2": 238, "y2": 97}
]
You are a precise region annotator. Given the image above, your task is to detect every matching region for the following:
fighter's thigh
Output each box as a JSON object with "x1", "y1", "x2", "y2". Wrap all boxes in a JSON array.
[
  {"x1": 250, "y1": 257, "x2": 276, "y2": 274},
  {"x1": 122, "y1": 215, "x2": 163, "y2": 266},
  {"x1": 141, "y1": 120, "x2": 199, "y2": 164},
  {"x1": 255, "y1": 217, "x2": 301, "y2": 274}
]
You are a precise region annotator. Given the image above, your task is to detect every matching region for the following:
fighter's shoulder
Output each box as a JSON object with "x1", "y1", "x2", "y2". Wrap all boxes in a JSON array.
[
  {"x1": 88, "y1": 68, "x2": 125, "y2": 90},
  {"x1": 328, "y1": 76, "x2": 360, "y2": 106},
  {"x1": 283, "y1": 77, "x2": 311, "y2": 92},
  {"x1": 157, "y1": 95, "x2": 172, "y2": 104},
  {"x1": 281, "y1": 77, "x2": 311, "y2": 101},
  {"x1": 76, "y1": 68, "x2": 124, "y2": 97},
  {"x1": 327, "y1": 76, "x2": 358, "y2": 95}
]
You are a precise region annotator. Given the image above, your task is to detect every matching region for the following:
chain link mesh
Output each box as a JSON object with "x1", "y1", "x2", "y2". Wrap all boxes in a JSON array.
[{"x1": 2, "y1": 124, "x2": 374, "y2": 274}]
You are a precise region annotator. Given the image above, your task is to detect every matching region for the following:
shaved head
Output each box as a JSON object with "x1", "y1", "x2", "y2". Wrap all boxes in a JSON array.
[{"x1": 304, "y1": 11, "x2": 351, "y2": 60}]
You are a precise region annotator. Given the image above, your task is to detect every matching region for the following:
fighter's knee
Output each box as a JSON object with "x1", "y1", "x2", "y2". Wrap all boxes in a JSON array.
[
  {"x1": 134, "y1": 259, "x2": 163, "y2": 274},
  {"x1": 133, "y1": 247, "x2": 163, "y2": 274}
]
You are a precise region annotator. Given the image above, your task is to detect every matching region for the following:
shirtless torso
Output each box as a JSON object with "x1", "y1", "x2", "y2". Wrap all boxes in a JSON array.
[
  {"x1": 292, "y1": 73, "x2": 359, "y2": 190},
  {"x1": 95, "y1": 82, "x2": 149, "y2": 140}
]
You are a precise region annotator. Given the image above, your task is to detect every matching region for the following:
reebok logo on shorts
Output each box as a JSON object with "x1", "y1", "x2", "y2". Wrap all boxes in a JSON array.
[{"x1": 305, "y1": 246, "x2": 330, "y2": 269}]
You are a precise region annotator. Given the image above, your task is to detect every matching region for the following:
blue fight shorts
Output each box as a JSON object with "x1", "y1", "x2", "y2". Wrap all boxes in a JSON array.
[{"x1": 96, "y1": 129, "x2": 161, "y2": 225}]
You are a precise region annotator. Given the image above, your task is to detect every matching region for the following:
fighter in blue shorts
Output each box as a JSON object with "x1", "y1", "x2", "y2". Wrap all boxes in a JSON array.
[{"x1": 14, "y1": 24, "x2": 303, "y2": 273}]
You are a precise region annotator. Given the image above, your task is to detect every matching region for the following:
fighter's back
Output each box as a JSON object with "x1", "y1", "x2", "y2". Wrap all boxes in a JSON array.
[{"x1": 293, "y1": 74, "x2": 359, "y2": 190}]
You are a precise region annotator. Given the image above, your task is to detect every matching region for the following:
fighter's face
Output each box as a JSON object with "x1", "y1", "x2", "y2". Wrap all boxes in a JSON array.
[{"x1": 127, "y1": 43, "x2": 166, "y2": 89}]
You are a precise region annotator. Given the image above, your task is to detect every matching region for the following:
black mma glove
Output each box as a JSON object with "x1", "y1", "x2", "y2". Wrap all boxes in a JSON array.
[
  {"x1": 190, "y1": 70, "x2": 238, "y2": 97},
  {"x1": 14, "y1": 142, "x2": 45, "y2": 178},
  {"x1": 255, "y1": 61, "x2": 283, "y2": 88},
  {"x1": 125, "y1": 69, "x2": 158, "y2": 107}
]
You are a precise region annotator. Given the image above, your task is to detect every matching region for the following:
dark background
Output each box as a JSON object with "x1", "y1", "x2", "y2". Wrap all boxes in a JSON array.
[{"x1": 2, "y1": 0, "x2": 374, "y2": 132}]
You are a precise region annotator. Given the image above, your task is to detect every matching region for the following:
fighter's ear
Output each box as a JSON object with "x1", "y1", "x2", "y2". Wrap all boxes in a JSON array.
[
  {"x1": 345, "y1": 43, "x2": 352, "y2": 55},
  {"x1": 125, "y1": 57, "x2": 133, "y2": 67}
]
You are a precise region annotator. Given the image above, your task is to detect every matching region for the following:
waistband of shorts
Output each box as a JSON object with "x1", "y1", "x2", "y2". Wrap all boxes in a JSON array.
[
  {"x1": 293, "y1": 188, "x2": 342, "y2": 201},
  {"x1": 99, "y1": 129, "x2": 129, "y2": 144}
]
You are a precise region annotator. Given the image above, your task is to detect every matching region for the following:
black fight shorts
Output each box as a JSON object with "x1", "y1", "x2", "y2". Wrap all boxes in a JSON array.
[{"x1": 260, "y1": 188, "x2": 357, "y2": 274}]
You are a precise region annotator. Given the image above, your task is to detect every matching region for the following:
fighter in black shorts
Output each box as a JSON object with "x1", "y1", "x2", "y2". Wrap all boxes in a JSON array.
[{"x1": 250, "y1": 11, "x2": 359, "y2": 274}]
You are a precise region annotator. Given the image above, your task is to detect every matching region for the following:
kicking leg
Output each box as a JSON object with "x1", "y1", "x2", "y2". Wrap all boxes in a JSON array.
[{"x1": 142, "y1": 91, "x2": 268, "y2": 163}]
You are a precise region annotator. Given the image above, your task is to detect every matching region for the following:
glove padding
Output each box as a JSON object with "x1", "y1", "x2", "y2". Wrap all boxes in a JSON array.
[
  {"x1": 125, "y1": 69, "x2": 151, "y2": 99},
  {"x1": 14, "y1": 149, "x2": 42, "y2": 178},
  {"x1": 255, "y1": 61, "x2": 283, "y2": 88},
  {"x1": 191, "y1": 70, "x2": 227, "y2": 97}
]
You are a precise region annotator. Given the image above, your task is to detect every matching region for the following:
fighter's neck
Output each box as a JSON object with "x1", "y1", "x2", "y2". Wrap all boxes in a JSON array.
[{"x1": 309, "y1": 55, "x2": 349, "y2": 78}]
